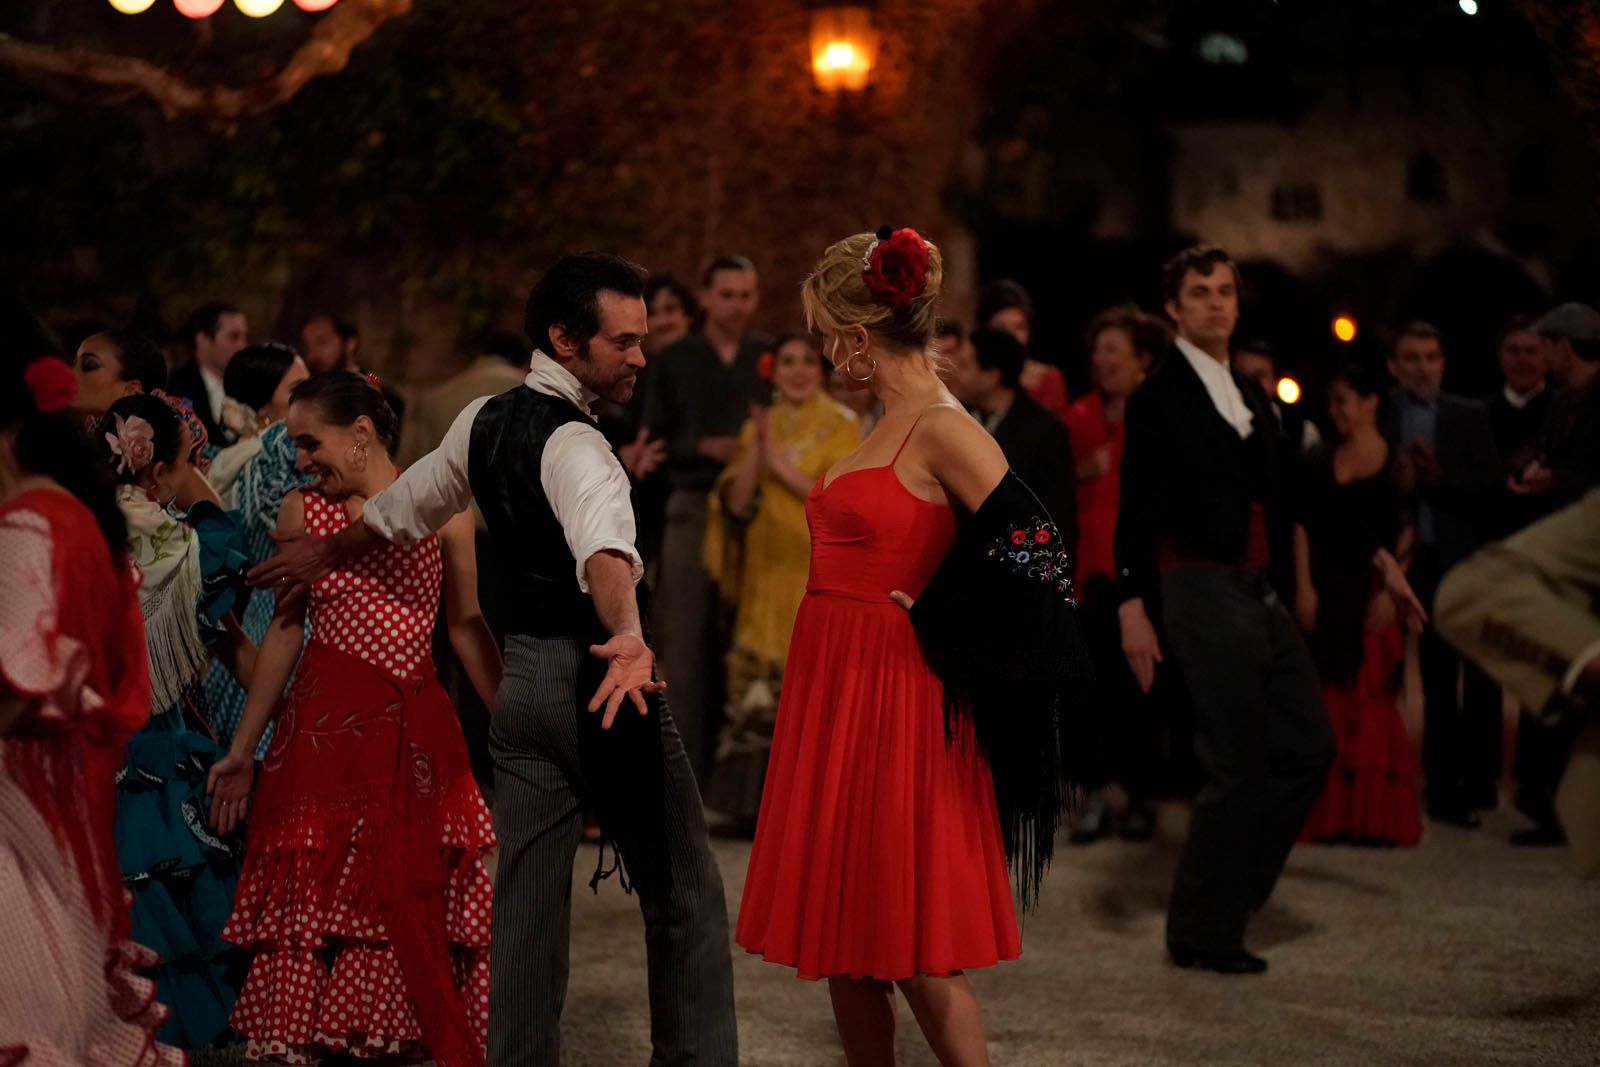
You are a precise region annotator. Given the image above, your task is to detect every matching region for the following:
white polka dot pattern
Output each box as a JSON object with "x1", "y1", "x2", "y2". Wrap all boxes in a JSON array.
[{"x1": 302, "y1": 491, "x2": 443, "y2": 681}]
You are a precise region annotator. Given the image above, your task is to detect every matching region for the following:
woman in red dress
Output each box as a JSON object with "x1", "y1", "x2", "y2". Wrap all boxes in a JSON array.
[
  {"x1": 205, "y1": 372, "x2": 501, "y2": 1067},
  {"x1": 0, "y1": 316, "x2": 183, "y2": 1064},
  {"x1": 737, "y1": 231, "x2": 1023, "y2": 1066}
]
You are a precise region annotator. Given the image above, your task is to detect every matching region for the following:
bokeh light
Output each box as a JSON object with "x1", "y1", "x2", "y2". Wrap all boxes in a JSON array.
[
  {"x1": 107, "y1": 0, "x2": 157, "y2": 14},
  {"x1": 1332, "y1": 315, "x2": 1358, "y2": 343},
  {"x1": 235, "y1": 0, "x2": 286, "y2": 17},
  {"x1": 173, "y1": 0, "x2": 225, "y2": 17}
]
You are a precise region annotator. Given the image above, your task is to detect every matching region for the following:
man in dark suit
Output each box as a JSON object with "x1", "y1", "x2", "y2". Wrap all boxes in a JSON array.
[
  {"x1": 1485, "y1": 315, "x2": 1555, "y2": 540},
  {"x1": 167, "y1": 300, "x2": 248, "y2": 446},
  {"x1": 946, "y1": 327, "x2": 1077, "y2": 545},
  {"x1": 1385, "y1": 321, "x2": 1501, "y2": 826},
  {"x1": 1117, "y1": 246, "x2": 1339, "y2": 975}
]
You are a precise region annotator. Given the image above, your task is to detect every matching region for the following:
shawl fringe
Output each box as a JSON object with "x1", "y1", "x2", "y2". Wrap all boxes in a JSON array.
[{"x1": 911, "y1": 471, "x2": 1101, "y2": 911}]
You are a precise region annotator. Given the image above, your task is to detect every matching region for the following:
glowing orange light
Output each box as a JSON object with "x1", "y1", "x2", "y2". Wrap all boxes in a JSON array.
[
  {"x1": 173, "y1": 0, "x2": 225, "y2": 16},
  {"x1": 1277, "y1": 377, "x2": 1302, "y2": 405},
  {"x1": 1332, "y1": 315, "x2": 1358, "y2": 343},
  {"x1": 810, "y1": 7, "x2": 877, "y2": 93}
]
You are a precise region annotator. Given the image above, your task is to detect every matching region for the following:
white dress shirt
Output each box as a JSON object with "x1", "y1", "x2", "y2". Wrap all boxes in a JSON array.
[
  {"x1": 1503, "y1": 383, "x2": 1546, "y2": 411},
  {"x1": 200, "y1": 366, "x2": 227, "y2": 423},
  {"x1": 1175, "y1": 335, "x2": 1254, "y2": 438},
  {"x1": 362, "y1": 350, "x2": 642, "y2": 592}
]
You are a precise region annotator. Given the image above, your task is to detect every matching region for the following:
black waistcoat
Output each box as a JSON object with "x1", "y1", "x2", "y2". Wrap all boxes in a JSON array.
[{"x1": 467, "y1": 385, "x2": 635, "y2": 640}]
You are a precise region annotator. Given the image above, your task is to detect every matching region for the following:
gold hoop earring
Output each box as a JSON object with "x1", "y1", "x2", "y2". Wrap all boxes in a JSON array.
[
  {"x1": 347, "y1": 442, "x2": 369, "y2": 473},
  {"x1": 846, "y1": 351, "x2": 877, "y2": 382}
]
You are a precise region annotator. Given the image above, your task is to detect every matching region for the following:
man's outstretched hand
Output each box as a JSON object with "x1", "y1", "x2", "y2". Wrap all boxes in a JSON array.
[
  {"x1": 248, "y1": 528, "x2": 337, "y2": 599},
  {"x1": 587, "y1": 633, "x2": 667, "y2": 730}
]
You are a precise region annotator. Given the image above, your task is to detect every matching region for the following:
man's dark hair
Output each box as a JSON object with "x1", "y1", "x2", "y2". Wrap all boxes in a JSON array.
[
  {"x1": 102, "y1": 329, "x2": 168, "y2": 392},
  {"x1": 1161, "y1": 245, "x2": 1237, "y2": 303},
  {"x1": 1496, "y1": 314, "x2": 1538, "y2": 350},
  {"x1": 700, "y1": 254, "x2": 756, "y2": 288},
  {"x1": 304, "y1": 311, "x2": 359, "y2": 343},
  {"x1": 933, "y1": 316, "x2": 964, "y2": 343},
  {"x1": 1233, "y1": 338, "x2": 1278, "y2": 369},
  {"x1": 970, "y1": 327, "x2": 1027, "y2": 390},
  {"x1": 225, "y1": 342, "x2": 300, "y2": 412},
  {"x1": 479, "y1": 329, "x2": 530, "y2": 367},
  {"x1": 645, "y1": 275, "x2": 699, "y2": 320},
  {"x1": 524, "y1": 252, "x2": 649, "y2": 356},
  {"x1": 977, "y1": 280, "x2": 1034, "y2": 331},
  {"x1": 182, "y1": 300, "x2": 241, "y2": 352},
  {"x1": 1395, "y1": 320, "x2": 1443, "y2": 353}
]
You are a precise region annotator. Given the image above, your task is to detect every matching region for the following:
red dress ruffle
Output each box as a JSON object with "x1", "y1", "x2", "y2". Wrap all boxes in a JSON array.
[
  {"x1": 1300, "y1": 626, "x2": 1422, "y2": 846},
  {"x1": 223, "y1": 645, "x2": 493, "y2": 1066}
]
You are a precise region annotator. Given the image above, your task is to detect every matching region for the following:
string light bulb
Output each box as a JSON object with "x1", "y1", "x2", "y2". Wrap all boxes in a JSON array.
[
  {"x1": 1332, "y1": 314, "x2": 1358, "y2": 343},
  {"x1": 235, "y1": 0, "x2": 286, "y2": 16},
  {"x1": 107, "y1": 0, "x2": 157, "y2": 14},
  {"x1": 1276, "y1": 377, "x2": 1302, "y2": 406},
  {"x1": 173, "y1": 0, "x2": 225, "y2": 17},
  {"x1": 294, "y1": 0, "x2": 341, "y2": 9}
]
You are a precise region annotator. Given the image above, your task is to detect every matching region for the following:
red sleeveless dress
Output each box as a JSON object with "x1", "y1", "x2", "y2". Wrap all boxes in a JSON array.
[
  {"x1": 223, "y1": 490, "x2": 495, "y2": 1067},
  {"x1": 736, "y1": 430, "x2": 1022, "y2": 981}
]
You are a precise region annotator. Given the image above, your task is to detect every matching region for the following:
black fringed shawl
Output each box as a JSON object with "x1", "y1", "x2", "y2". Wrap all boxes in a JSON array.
[{"x1": 909, "y1": 471, "x2": 1099, "y2": 910}]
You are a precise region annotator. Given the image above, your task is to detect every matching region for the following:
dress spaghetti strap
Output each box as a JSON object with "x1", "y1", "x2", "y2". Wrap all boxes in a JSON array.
[{"x1": 890, "y1": 413, "x2": 926, "y2": 465}]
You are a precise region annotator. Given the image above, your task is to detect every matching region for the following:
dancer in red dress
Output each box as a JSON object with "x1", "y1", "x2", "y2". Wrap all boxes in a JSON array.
[
  {"x1": 739, "y1": 230, "x2": 1053, "y2": 1067},
  {"x1": 0, "y1": 320, "x2": 183, "y2": 1065},
  {"x1": 206, "y1": 372, "x2": 501, "y2": 1067}
]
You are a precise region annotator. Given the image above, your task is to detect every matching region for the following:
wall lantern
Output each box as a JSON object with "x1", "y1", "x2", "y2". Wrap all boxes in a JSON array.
[{"x1": 810, "y1": 6, "x2": 877, "y2": 93}]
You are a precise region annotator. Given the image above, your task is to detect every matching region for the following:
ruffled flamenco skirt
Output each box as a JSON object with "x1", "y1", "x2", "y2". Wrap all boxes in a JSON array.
[
  {"x1": 221, "y1": 644, "x2": 494, "y2": 1067},
  {"x1": 1300, "y1": 627, "x2": 1423, "y2": 847},
  {"x1": 735, "y1": 592, "x2": 1021, "y2": 981},
  {"x1": 115, "y1": 705, "x2": 245, "y2": 1050},
  {"x1": 1, "y1": 773, "x2": 185, "y2": 1067}
]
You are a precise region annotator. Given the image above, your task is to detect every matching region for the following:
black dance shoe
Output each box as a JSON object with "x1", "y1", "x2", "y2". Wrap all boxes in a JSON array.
[{"x1": 1168, "y1": 944, "x2": 1268, "y2": 975}]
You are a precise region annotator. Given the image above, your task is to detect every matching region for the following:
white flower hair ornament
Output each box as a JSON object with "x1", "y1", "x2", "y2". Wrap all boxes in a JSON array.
[{"x1": 105, "y1": 413, "x2": 157, "y2": 476}]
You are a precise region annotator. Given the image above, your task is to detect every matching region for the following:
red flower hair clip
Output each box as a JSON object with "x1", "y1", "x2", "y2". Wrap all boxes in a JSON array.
[
  {"x1": 757, "y1": 351, "x2": 776, "y2": 381},
  {"x1": 364, "y1": 371, "x2": 383, "y2": 390},
  {"x1": 862, "y1": 226, "x2": 931, "y2": 309},
  {"x1": 23, "y1": 357, "x2": 77, "y2": 414}
]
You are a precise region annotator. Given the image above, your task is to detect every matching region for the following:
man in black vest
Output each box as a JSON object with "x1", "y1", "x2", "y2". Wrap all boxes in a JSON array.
[
  {"x1": 251, "y1": 254, "x2": 737, "y2": 1065},
  {"x1": 1117, "y1": 246, "x2": 1338, "y2": 975}
]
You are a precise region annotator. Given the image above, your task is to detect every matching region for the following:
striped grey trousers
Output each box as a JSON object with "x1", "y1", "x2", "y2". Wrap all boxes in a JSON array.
[{"x1": 486, "y1": 635, "x2": 738, "y2": 1067}]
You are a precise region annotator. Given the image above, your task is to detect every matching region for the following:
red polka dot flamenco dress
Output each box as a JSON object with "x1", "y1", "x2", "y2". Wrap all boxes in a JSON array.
[{"x1": 222, "y1": 490, "x2": 495, "y2": 1067}]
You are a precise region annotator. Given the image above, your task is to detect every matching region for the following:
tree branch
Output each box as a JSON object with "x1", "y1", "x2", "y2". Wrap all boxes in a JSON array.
[{"x1": 0, "y1": 0, "x2": 410, "y2": 124}]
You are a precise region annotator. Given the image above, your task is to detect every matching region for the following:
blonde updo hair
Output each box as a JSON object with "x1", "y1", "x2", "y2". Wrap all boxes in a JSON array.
[{"x1": 801, "y1": 230, "x2": 944, "y2": 353}]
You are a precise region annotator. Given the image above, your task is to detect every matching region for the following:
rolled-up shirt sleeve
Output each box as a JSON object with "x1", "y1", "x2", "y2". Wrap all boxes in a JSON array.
[
  {"x1": 362, "y1": 396, "x2": 488, "y2": 544},
  {"x1": 541, "y1": 421, "x2": 643, "y2": 592}
]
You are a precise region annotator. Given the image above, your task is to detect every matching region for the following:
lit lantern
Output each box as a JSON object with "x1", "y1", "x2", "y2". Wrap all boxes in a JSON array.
[
  {"x1": 173, "y1": 0, "x2": 225, "y2": 16},
  {"x1": 810, "y1": 6, "x2": 877, "y2": 93},
  {"x1": 294, "y1": 0, "x2": 340, "y2": 9},
  {"x1": 235, "y1": 0, "x2": 285, "y2": 16},
  {"x1": 1332, "y1": 314, "x2": 1358, "y2": 343},
  {"x1": 108, "y1": 0, "x2": 157, "y2": 13},
  {"x1": 1276, "y1": 377, "x2": 1302, "y2": 405}
]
